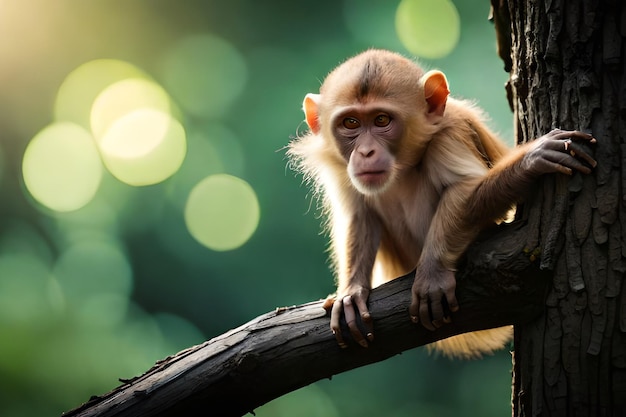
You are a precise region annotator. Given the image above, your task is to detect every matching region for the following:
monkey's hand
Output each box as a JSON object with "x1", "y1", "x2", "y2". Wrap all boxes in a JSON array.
[
  {"x1": 409, "y1": 258, "x2": 459, "y2": 331},
  {"x1": 522, "y1": 129, "x2": 597, "y2": 175},
  {"x1": 323, "y1": 285, "x2": 374, "y2": 348}
]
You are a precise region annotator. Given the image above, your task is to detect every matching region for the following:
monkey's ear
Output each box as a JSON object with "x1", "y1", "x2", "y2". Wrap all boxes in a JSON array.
[
  {"x1": 303, "y1": 93, "x2": 321, "y2": 134},
  {"x1": 422, "y1": 70, "x2": 450, "y2": 121}
]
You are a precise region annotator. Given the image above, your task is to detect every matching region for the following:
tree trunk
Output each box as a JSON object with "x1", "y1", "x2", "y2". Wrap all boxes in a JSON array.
[{"x1": 500, "y1": 0, "x2": 626, "y2": 415}]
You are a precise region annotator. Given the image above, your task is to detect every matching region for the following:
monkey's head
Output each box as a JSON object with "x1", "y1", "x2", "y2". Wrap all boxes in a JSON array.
[{"x1": 302, "y1": 49, "x2": 450, "y2": 196}]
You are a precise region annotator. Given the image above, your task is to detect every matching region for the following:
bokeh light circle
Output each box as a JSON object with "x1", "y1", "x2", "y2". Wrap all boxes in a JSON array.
[
  {"x1": 54, "y1": 59, "x2": 148, "y2": 129},
  {"x1": 184, "y1": 174, "x2": 260, "y2": 251},
  {"x1": 159, "y1": 33, "x2": 248, "y2": 118},
  {"x1": 100, "y1": 108, "x2": 170, "y2": 158},
  {"x1": 22, "y1": 122, "x2": 102, "y2": 212},
  {"x1": 90, "y1": 78, "x2": 172, "y2": 141},
  {"x1": 395, "y1": 0, "x2": 460, "y2": 59},
  {"x1": 99, "y1": 109, "x2": 187, "y2": 186}
]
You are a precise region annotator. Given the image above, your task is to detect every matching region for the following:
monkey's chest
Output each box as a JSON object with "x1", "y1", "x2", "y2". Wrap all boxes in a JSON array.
[{"x1": 371, "y1": 187, "x2": 437, "y2": 257}]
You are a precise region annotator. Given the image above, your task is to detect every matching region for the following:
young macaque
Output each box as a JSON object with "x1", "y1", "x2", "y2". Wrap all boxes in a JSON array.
[{"x1": 288, "y1": 49, "x2": 596, "y2": 358}]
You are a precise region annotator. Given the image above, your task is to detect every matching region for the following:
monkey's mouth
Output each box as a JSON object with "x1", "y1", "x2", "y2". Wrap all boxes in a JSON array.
[{"x1": 357, "y1": 170, "x2": 388, "y2": 185}]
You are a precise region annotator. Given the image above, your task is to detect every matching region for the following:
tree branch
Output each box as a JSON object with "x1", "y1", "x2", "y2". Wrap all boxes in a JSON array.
[{"x1": 63, "y1": 221, "x2": 550, "y2": 417}]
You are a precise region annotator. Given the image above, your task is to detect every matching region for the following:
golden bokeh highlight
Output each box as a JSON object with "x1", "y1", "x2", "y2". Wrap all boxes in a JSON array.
[
  {"x1": 22, "y1": 122, "x2": 102, "y2": 212},
  {"x1": 395, "y1": 0, "x2": 460, "y2": 59},
  {"x1": 52, "y1": 59, "x2": 187, "y2": 188},
  {"x1": 54, "y1": 59, "x2": 149, "y2": 130},
  {"x1": 99, "y1": 109, "x2": 187, "y2": 186},
  {"x1": 90, "y1": 78, "x2": 172, "y2": 141},
  {"x1": 184, "y1": 174, "x2": 260, "y2": 251}
]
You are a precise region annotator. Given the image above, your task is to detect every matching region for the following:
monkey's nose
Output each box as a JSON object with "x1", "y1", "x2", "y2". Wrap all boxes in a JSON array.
[{"x1": 357, "y1": 147, "x2": 376, "y2": 158}]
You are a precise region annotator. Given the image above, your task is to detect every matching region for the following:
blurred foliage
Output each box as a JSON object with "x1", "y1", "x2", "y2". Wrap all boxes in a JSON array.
[{"x1": 0, "y1": 0, "x2": 515, "y2": 415}]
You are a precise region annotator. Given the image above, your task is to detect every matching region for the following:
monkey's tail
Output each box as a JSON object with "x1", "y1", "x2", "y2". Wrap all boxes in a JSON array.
[{"x1": 427, "y1": 326, "x2": 513, "y2": 360}]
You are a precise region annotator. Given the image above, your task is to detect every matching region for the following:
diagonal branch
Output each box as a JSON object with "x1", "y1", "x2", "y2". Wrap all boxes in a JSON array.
[{"x1": 63, "y1": 221, "x2": 549, "y2": 417}]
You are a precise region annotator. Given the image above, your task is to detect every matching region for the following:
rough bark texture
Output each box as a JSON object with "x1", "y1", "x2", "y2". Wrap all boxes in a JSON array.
[
  {"x1": 499, "y1": 0, "x2": 626, "y2": 415},
  {"x1": 62, "y1": 223, "x2": 547, "y2": 417}
]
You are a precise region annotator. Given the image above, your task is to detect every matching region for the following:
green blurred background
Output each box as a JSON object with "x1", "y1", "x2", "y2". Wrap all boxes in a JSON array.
[{"x1": 0, "y1": 0, "x2": 516, "y2": 415}]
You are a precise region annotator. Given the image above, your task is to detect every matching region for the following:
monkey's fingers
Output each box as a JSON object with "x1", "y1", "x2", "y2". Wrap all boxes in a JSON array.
[
  {"x1": 569, "y1": 131, "x2": 596, "y2": 144},
  {"x1": 551, "y1": 133, "x2": 597, "y2": 170},
  {"x1": 330, "y1": 299, "x2": 347, "y2": 348},
  {"x1": 342, "y1": 296, "x2": 369, "y2": 348},
  {"x1": 431, "y1": 282, "x2": 459, "y2": 328},
  {"x1": 429, "y1": 297, "x2": 446, "y2": 329},
  {"x1": 544, "y1": 129, "x2": 596, "y2": 144},
  {"x1": 563, "y1": 141, "x2": 597, "y2": 169},
  {"x1": 442, "y1": 271, "x2": 460, "y2": 314},
  {"x1": 543, "y1": 135, "x2": 597, "y2": 167},
  {"x1": 419, "y1": 299, "x2": 435, "y2": 331},
  {"x1": 412, "y1": 295, "x2": 436, "y2": 331},
  {"x1": 353, "y1": 295, "x2": 374, "y2": 342},
  {"x1": 541, "y1": 148, "x2": 594, "y2": 175},
  {"x1": 409, "y1": 296, "x2": 419, "y2": 324},
  {"x1": 409, "y1": 290, "x2": 434, "y2": 330}
]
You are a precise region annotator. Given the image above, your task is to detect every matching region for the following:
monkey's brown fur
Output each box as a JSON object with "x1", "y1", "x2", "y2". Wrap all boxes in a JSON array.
[{"x1": 289, "y1": 49, "x2": 595, "y2": 358}]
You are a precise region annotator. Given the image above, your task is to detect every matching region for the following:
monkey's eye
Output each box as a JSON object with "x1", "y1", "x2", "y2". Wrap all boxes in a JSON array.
[
  {"x1": 374, "y1": 114, "x2": 391, "y2": 127},
  {"x1": 342, "y1": 117, "x2": 360, "y2": 129}
]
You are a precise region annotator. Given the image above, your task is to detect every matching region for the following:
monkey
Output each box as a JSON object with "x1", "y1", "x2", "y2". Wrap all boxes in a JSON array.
[{"x1": 288, "y1": 49, "x2": 596, "y2": 358}]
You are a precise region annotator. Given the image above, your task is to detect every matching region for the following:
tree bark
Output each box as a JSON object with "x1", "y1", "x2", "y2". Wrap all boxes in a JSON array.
[
  {"x1": 63, "y1": 222, "x2": 548, "y2": 417},
  {"x1": 498, "y1": 0, "x2": 626, "y2": 416}
]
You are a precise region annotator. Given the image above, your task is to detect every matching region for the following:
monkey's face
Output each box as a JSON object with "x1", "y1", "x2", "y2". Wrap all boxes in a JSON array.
[{"x1": 331, "y1": 104, "x2": 404, "y2": 195}]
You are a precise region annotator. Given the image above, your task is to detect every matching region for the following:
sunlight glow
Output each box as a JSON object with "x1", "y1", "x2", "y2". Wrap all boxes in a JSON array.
[
  {"x1": 90, "y1": 78, "x2": 172, "y2": 141},
  {"x1": 184, "y1": 174, "x2": 260, "y2": 251},
  {"x1": 54, "y1": 59, "x2": 148, "y2": 130},
  {"x1": 22, "y1": 122, "x2": 102, "y2": 212},
  {"x1": 53, "y1": 60, "x2": 187, "y2": 187},
  {"x1": 99, "y1": 108, "x2": 170, "y2": 159},
  {"x1": 395, "y1": 0, "x2": 460, "y2": 59},
  {"x1": 99, "y1": 109, "x2": 186, "y2": 186}
]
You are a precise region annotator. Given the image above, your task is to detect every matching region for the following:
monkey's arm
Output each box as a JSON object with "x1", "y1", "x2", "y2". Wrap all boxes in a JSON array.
[
  {"x1": 409, "y1": 129, "x2": 596, "y2": 329},
  {"x1": 466, "y1": 129, "x2": 596, "y2": 224},
  {"x1": 409, "y1": 179, "x2": 481, "y2": 329},
  {"x1": 326, "y1": 205, "x2": 381, "y2": 348}
]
